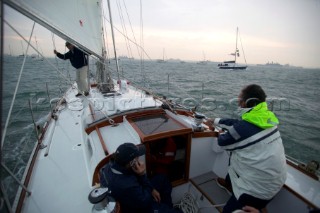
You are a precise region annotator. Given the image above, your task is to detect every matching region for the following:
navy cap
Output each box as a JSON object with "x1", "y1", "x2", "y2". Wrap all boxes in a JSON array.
[{"x1": 114, "y1": 143, "x2": 145, "y2": 166}]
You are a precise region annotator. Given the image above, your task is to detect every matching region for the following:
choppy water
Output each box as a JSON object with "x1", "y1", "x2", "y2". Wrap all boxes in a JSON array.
[{"x1": 1, "y1": 55, "x2": 320, "y2": 207}]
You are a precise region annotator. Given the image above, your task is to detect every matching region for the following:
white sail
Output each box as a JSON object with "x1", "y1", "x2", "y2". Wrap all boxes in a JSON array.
[{"x1": 5, "y1": 0, "x2": 103, "y2": 57}]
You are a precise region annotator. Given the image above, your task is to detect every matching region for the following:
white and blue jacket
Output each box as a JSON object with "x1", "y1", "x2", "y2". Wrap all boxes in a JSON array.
[{"x1": 215, "y1": 103, "x2": 287, "y2": 200}]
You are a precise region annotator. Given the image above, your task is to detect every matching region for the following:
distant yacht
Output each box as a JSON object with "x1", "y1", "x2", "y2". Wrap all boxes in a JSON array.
[
  {"x1": 156, "y1": 48, "x2": 167, "y2": 63},
  {"x1": 18, "y1": 40, "x2": 25, "y2": 57},
  {"x1": 197, "y1": 51, "x2": 208, "y2": 65},
  {"x1": 218, "y1": 27, "x2": 247, "y2": 70}
]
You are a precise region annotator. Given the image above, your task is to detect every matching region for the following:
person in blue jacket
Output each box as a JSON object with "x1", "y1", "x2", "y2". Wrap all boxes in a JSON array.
[
  {"x1": 99, "y1": 143, "x2": 181, "y2": 213},
  {"x1": 205, "y1": 84, "x2": 287, "y2": 213},
  {"x1": 54, "y1": 42, "x2": 89, "y2": 96}
]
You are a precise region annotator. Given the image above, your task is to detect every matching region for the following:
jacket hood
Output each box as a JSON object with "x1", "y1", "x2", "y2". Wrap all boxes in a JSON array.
[{"x1": 241, "y1": 102, "x2": 279, "y2": 129}]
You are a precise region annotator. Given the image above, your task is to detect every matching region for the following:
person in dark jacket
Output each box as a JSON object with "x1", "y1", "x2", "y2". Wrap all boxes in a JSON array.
[
  {"x1": 54, "y1": 42, "x2": 89, "y2": 96},
  {"x1": 99, "y1": 143, "x2": 181, "y2": 213}
]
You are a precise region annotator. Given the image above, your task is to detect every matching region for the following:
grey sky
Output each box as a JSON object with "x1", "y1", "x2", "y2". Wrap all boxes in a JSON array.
[{"x1": 3, "y1": 0, "x2": 320, "y2": 68}]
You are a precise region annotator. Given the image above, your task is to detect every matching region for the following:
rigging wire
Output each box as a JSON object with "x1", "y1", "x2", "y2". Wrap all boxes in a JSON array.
[
  {"x1": 97, "y1": 26, "x2": 200, "y2": 109},
  {"x1": 51, "y1": 32, "x2": 68, "y2": 81},
  {"x1": 3, "y1": 19, "x2": 101, "y2": 117},
  {"x1": 4, "y1": 20, "x2": 72, "y2": 85},
  {"x1": 122, "y1": 0, "x2": 142, "y2": 59},
  {"x1": 102, "y1": 3, "x2": 149, "y2": 84},
  {"x1": 102, "y1": 2, "x2": 201, "y2": 108},
  {"x1": 1, "y1": 22, "x2": 36, "y2": 205},
  {"x1": 103, "y1": 6, "x2": 202, "y2": 109},
  {"x1": 139, "y1": 0, "x2": 146, "y2": 87},
  {"x1": 51, "y1": 33, "x2": 65, "y2": 94},
  {"x1": 1, "y1": 21, "x2": 36, "y2": 149},
  {"x1": 116, "y1": 0, "x2": 133, "y2": 59},
  {"x1": 7, "y1": 28, "x2": 116, "y2": 145},
  {"x1": 238, "y1": 29, "x2": 247, "y2": 65},
  {"x1": 102, "y1": 16, "x2": 152, "y2": 61}
]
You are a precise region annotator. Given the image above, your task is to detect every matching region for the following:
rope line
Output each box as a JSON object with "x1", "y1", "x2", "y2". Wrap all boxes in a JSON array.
[{"x1": 173, "y1": 192, "x2": 199, "y2": 213}]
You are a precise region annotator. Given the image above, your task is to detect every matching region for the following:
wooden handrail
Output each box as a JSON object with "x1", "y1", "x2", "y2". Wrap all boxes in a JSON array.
[{"x1": 95, "y1": 126, "x2": 108, "y2": 155}]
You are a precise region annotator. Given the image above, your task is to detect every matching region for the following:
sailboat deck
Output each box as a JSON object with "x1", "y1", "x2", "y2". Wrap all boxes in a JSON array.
[
  {"x1": 18, "y1": 88, "x2": 93, "y2": 213},
  {"x1": 190, "y1": 171, "x2": 230, "y2": 212}
]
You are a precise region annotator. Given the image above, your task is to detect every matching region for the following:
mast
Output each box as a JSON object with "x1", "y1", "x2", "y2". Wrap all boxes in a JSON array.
[
  {"x1": 1, "y1": 0, "x2": 3, "y2": 150},
  {"x1": 9, "y1": 45, "x2": 12, "y2": 56},
  {"x1": 97, "y1": 0, "x2": 114, "y2": 93},
  {"x1": 163, "y1": 48, "x2": 165, "y2": 61},
  {"x1": 20, "y1": 41, "x2": 24, "y2": 56},
  {"x1": 234, "y1": 27, "x2": 238, "y2": 64},
  {"x1": 34, "y1": 36, "x2": 39, "y2": 57},
  {"x1": 107, "y1": 0, "x2": 120, "y2": 82}
]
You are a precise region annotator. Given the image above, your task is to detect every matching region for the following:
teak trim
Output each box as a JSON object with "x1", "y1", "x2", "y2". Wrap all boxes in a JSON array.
[
  {"x1": 92, "y1": 154, "x2": 113, "y2": 186},
  {"x1": 192, "y1": 131, "x2": 218, "y2": 138},
  {"x1": 16, "y1": 114, "x2": 53, "y2": 213},
  {"x1": 95, "y1": 126, "x2": 108, "y2": 155},
  {"x1": 85, "y1": 108, "x2": 165, "y2": 135}
]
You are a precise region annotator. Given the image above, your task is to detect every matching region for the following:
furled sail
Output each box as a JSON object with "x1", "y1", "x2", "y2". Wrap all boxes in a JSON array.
[{"x1": 5, "y1": 0, "x2": 103, "y2": 58}]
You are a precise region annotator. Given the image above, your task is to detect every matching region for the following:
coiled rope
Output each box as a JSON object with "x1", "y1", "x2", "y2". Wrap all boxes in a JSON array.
[{"x1": 173, "y1": 192, "x2": 199, "y2": 213}]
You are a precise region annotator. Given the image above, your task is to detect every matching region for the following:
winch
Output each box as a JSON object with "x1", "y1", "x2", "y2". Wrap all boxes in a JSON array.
[{"x1": 88, "y1": 187, "x2": 117, "y2": 213}]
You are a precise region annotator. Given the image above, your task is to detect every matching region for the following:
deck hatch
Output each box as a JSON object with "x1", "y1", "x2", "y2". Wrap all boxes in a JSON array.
[{"x1": 132, "y1": 114, "x2": 185, "y2": 135}]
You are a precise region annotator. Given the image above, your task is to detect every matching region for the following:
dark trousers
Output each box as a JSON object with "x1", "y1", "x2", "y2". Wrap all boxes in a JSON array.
[
  {"x1": 222, "y1": 174, "x2": 271, "y2": 213},
  {"x1": 151, "y1": 174, "x2": 173, "y2": 207},
  {"x1": 150, "y1": 174, "x2": 182, "y2": 213}
]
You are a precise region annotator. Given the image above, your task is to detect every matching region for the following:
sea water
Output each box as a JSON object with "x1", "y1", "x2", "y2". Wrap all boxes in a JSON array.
[{"x1": 1, "y1": 55, "x2": 320, "y2": 205}]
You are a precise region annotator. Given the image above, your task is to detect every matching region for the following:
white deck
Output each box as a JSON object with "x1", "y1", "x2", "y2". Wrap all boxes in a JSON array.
[
  {"x1": 15, "y1": 85, "x2": 320, "y2": 213},
  {"x1": 18, "y1": 84, "x2": 162, "y2": 213},
  {"x1": 21, "y1": 88, "x2": 93, "y2": 213}
]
